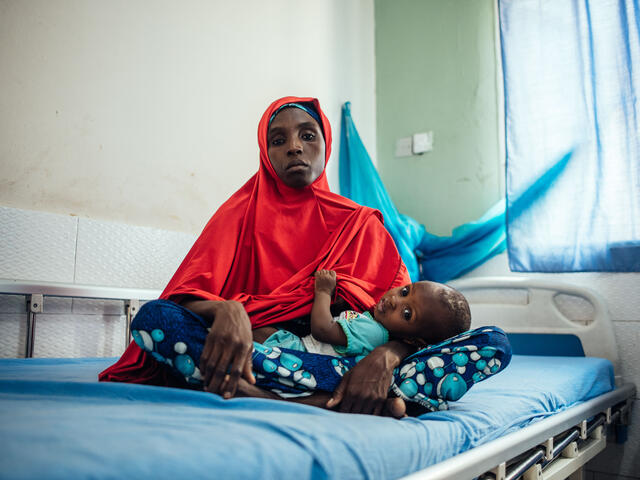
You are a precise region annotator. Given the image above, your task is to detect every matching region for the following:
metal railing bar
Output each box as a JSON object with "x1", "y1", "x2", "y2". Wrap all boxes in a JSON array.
[
  {"x1": 505, "y1": 450, "x2": 544, "y2": 480},
  {"x1": 0, "y1": 279, "x2": 161, "y2": 301}
]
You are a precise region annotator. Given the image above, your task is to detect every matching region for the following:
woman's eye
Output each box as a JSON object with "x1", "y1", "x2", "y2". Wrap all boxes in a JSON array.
[
  {"x1": 271, "y1": 138, "x2": 285, "y2": 146},
  {"x1": 401, "y1": 287, "x2": 409, "y2": 297},
  {"x1": 403, "y1": 308, "x2": 411, "y2": 320},
  {"x1": 302, "y1": 133, "x2": 315, "y2": 141}
]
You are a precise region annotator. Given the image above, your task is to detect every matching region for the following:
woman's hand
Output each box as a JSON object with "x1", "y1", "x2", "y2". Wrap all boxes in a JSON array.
[
  {"x1": 326, "y1": 341, "x2": 412, "y2": 417},
  {"x1": 194, "y1": 300, "x2": 255, "y2": 398}
]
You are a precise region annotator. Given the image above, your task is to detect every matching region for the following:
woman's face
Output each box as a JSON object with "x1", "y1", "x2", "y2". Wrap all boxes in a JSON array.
[{"x1": 267, "y1": 107, "x2": 325, "y2": 188}]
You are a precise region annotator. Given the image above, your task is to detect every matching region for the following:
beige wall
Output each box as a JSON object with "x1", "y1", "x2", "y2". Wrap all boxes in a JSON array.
[{"x1": 0, "y1": 0, "x2": 376, "y2": 233}]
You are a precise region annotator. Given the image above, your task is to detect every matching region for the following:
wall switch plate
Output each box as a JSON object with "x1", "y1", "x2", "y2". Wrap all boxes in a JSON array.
[
  {"x1": 412, "y1": 131, "x2": 433, "y2": 154},
  {"x1": 395, "y1": 137, "x2": 413, "y2": 157}
]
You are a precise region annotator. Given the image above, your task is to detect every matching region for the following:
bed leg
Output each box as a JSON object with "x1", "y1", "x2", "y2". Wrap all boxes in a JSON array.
[
  {"x1": 124, "y1": 299, "x2": 140, "y2": 347},
  {"x1": 25, "y1": 294, "x2": 43, "y2": 358},
  {"x1": 614, "y1": 398, "x2": 633, "y2": 444},
  {"x1": 567, "y1": 466, "x2": 584, "y2": 480}
]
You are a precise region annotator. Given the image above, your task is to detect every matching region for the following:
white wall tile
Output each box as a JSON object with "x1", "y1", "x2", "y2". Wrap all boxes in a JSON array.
[
  {"x1": 33, "y1": 314, "x2": 126, "y2": 358},
  {"x1": 612, "y1": 322, "x2": 640, "y2": 393},
  {"x1": 560, "y1": 273, "x2": 640, "y2": 322},
  {"x1": 73, "y1": 298, "x2": 124, "y2": 315},
  {"x1": 74, "y1": 218, "x2": 195, "y2": 289},
  {"x1": 42, "y1": 296, "x2": 72, "y2": 314},
  {"x1": 0, "y1": 207, "x2": 77, "y2": 283},
  {"x1": 0, "y1": 294, "x2": 26, "y2": 314},
  {"x1": 0, "y1": 313, "x2": 26, "y2": 358}
]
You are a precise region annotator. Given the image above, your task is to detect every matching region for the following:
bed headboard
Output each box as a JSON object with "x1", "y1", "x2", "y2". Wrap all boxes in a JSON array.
[{"x1": 449, "y1": 277, "x2": 620, "y2": 375}]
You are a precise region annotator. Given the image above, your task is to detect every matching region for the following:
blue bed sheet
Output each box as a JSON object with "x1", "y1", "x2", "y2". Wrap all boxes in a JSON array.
[{"x1": 0, "y1": 355, "x2": 614, "y2": 480}]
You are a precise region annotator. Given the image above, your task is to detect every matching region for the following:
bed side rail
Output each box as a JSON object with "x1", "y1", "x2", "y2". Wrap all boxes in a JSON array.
[
  {"x1": 0, "y1": 279, "x2": 161, "y2": 357},
  {"x1": 402, "y1": 382, "x2": 635, "y2": 480}
]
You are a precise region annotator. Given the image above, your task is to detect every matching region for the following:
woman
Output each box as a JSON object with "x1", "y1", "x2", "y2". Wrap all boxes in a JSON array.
[{"x1": 100, "y1": 96, "x2": 412, "y2": 416}]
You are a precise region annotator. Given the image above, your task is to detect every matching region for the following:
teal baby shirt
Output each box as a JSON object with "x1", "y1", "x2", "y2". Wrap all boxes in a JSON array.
[{"x1": 332, "y1": 311, "x2": 389, "y2": 356}]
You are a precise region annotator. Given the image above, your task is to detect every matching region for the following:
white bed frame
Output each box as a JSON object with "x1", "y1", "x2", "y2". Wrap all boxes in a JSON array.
[
  {"x1": 0, "y1": 277, "x2": 636, "y2": 480},
  {"x1": 402, "y1": 276, "x2": 636, "y2": 480},
  {"x1": 453, "y1": 277, "x2": 621, "y2": 381}
]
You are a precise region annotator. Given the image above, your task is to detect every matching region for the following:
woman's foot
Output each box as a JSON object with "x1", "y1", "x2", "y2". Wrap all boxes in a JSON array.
[
  {"x1": 235, "y1": 377, "x2": 280, "y2": 399},
  {"x1": 235, "y1": 377, "x2": 406, "y2": 418},
  {"x1": 384, "y1": 397, "x2": 407, "y2": 418}
]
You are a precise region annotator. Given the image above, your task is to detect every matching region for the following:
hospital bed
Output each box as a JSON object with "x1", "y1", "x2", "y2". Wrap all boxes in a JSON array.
[{"x1": 0, "y1": 277, "x2": 635, "y2": 480}]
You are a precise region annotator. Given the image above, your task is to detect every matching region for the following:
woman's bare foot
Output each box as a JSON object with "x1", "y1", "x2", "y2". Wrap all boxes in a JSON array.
[
  {"x1": 235, "y1": 377, "x2": 336, "y2": 409},
  {"x1": 384, "y1": 397, "x2": 407, "y2": 418},
  {"x1": 235, "y1": 377, "x2": 280, "y2": 400},
  {"x1": 234, "y1": 377, "x2": 406, "y2": 418}
]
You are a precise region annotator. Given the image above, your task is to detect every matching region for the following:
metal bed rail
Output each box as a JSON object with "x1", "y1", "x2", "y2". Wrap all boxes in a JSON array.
[
  {"x1": 401, "y1": 382, "x2": 635, "y2": 480},
  {"x1": 0, "y1": 280, "x2": 161, "y2": 358}
]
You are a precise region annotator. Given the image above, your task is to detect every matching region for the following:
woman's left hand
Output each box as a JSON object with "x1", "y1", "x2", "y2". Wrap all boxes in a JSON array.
[{"x1": 326, "y1": 340, "x2": 412, "y2": 417}]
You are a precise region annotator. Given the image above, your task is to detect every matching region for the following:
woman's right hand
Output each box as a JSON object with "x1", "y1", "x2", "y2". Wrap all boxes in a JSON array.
[{"x1": 194, "y1": 300, "x2": 255, "y2": 398}]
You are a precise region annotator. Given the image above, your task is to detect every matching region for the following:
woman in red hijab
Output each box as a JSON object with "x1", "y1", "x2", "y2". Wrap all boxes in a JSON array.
[{"x1": 100, "y1": 96, "x2": 412, "y2": 416}]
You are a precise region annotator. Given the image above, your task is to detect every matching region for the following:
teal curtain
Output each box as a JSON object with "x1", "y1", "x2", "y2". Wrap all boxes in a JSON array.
[{"x1": 339, "y1": 102, "x2": 506, "y2": 282}]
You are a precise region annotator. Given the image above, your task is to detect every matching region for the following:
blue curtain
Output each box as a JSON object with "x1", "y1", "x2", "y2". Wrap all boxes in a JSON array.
[
  {"x1": 501, "y1": 0, "x2": 640, "y2": 271},
  {"x1": 339, "y1": 102, "x2": 506, "y2": 283}
]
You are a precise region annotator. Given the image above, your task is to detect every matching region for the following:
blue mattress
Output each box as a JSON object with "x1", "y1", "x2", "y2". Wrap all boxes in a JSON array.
[{"x1": 0, "y1": 355, "x2": 614, "y2": 480}]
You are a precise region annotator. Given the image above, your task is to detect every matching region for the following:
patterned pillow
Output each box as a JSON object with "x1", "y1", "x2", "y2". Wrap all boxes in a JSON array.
[{"x1": 250, "y1": 326, "x2": 512, "y2": 411}]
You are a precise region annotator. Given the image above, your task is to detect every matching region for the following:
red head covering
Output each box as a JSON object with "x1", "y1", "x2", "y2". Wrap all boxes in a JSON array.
[{"x1": 100, "y1": 96, "x2": 408, "y2": 384}]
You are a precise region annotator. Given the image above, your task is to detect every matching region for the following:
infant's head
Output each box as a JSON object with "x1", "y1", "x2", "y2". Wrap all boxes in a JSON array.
[{"x1": 373, "y1": 281, "x2": 471, "y2": 347}]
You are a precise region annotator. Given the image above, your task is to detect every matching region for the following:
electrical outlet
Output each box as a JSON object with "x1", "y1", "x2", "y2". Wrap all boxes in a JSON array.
[{"x1": 412, "y1": 131, "x2": 433, "y2": 154}]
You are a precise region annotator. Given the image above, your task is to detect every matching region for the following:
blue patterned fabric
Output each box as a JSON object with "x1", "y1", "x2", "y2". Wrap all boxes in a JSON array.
[
  {"x1": 252, "y1": 326, "x2": 511, "y2": 411},
  {"x1": 131, "y1": 300, "x2": 512, "y2": 412}
]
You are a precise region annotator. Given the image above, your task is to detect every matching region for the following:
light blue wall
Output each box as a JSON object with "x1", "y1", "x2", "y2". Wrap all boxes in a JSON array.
[{"x1": 375, "y1": 0, "x2": 503, "y2": 236}]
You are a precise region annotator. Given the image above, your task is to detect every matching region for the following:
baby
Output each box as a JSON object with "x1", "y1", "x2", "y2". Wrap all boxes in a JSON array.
[{"x1": 257, "y1": 270, "x2": 471, "y2": 357}]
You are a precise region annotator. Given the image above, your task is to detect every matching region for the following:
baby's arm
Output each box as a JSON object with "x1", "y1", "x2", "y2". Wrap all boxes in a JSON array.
[{"x1": 311, "y1": 270, "x2": 347, "y2": 346}]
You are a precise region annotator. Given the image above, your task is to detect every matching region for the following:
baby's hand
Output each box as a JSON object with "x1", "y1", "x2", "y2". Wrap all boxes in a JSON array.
[{"x1": 314, "y1": 269, "x2": 336, "y2": 296}]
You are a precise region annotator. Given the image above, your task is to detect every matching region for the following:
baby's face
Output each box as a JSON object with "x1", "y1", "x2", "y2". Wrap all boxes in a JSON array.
[{"x1": 373, "y1": 281, "x2": 449, "y2": 343}]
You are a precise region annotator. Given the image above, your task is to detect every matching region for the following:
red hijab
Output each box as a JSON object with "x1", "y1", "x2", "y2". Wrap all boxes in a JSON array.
[{"x1": 100, "y1": 96, "x2": 409, "y2": 385}]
